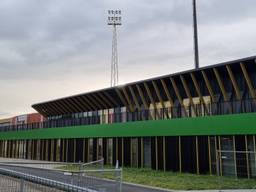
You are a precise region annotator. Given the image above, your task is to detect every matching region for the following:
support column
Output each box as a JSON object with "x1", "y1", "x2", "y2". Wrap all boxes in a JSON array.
[
  {"x1": 50, "y1": 139, "x2": 54, "y2": 161},
  {"x1": 8, "y1": 140, "x2": 11, "y2": 158},
  {"x1": 46, "y1": 140, "x2": 49, "y2": 161},
  {"x1": 218, "y1": 136, "x2": 223, "y2": 176},
  {"x1": 245, "y1": 136, "x2": 250, "y2": 179},
  {"x1": 214, "y1": 136, "x2": 218, "y2": 175},
  {"x1": 208, "y1": 136, "x2": 212, "y2": 175},
  {"x1": 17, "y1": 140, "x2": 20, "y2": 158},
  {"x1": 42, "y1": 140, "x2": 45, "y2": 160},
  {"x1": 96, "y1": 138, "x2": 99, "y2": 161},
  {"x1": 32, "y1": 140, "x2": 34, "y2": 160},
  {"x1": 87, "y1": 139, "x2": 90, "y2": 162},
  {"x1": 233, "y1": 136, "x2": 237, "y2": 178},
  {"x1": 122, "y1": 138, "x2": 124, "y2": 166},
  {"x1": 66, "y1": 139, "x2": 69, "y2": 162},
  {"x1": 13, "y1": 140, "x2": 17, "y2": 158},
  {"x1": 74, "y1": 139, "x2": 77, "y2": 162},
  {"x1": 253, "y1": 136, "x2": 256, "y2": 175},
  {"x1": 137, "y1": 138, "x2": 139, "y2": 168},
  {"x1": 196, "y1": 136, "x2": 199, "y2": 174},
  {"x1": 179, "y1": 136, "x2": 182, "y2": 173},
  {"x1": 155, "y1": 137, "x2": 158, "y2": 170},
  {"x1": 130, "y1": 138, "x2": 132, "y2": 167},
  {"x1": 141, "y1": 138, "x2": 144, "y2": 168},
  {"x1": 0, "y1": 141, "x2": 2, "y2": 157},
  {"x1": 83, "y1": 138, "x2": 86, "y2": 162},
  {"x1": 163, "y1": 136, "x2": 166, "y2": 172}
]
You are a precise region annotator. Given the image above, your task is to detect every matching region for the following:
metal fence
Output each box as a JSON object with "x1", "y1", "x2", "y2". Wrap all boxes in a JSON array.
[
  {"x1": 216, "y1": 150, "x2": 256, "y2": 191},
  {"x1": 0, "y1": 174, "x2": 64, "y2": 192},
  {"x1": 0, "y1": 159, "x2": 122, "y2": 192}
]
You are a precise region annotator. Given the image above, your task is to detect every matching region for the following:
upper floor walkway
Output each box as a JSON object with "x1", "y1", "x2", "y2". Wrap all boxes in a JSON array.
[{"x1": 1, "y1": 98, "x2": 256, "y2": 133}]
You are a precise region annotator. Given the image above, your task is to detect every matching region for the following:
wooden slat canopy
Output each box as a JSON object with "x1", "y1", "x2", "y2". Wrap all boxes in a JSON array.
[{"x1": 32, "y1": 56, "x2": 256, "y2": 117}]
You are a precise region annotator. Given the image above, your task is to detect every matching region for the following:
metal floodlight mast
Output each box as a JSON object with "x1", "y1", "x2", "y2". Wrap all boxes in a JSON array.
[
  {"x1": 192, "y1": 0, "x2": 199, "y2": 69},
  {"x1": 108, "y1": 9, "x2": 122, "y2": 87}
]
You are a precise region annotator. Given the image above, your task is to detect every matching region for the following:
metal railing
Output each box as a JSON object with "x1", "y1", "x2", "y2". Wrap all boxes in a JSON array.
[
  {"x1": 0, "y1": 173, "x2": 65, "y2": 192},
  {"x1": 1, "y1": 98, "x2": 256, "y2": 133},
  {"x1": 0, "y1": 159, "x2": 122, "y2": 192}
]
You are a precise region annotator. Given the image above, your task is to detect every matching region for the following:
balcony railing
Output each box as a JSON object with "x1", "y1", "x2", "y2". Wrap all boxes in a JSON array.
[{"x1": 1, "y1": 99, "x2": 256, "y2": 133}]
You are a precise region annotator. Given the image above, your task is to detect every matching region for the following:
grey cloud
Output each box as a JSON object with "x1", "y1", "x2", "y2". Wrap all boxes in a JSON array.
[{"x1": 0, "y1": 0, "x2": 256, "y2": 115}]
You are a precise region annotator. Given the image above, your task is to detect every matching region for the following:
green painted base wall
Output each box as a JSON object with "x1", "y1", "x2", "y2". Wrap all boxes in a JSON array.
[{"x1": 1, "y1": 113, "x2": 256, "y2": 140}]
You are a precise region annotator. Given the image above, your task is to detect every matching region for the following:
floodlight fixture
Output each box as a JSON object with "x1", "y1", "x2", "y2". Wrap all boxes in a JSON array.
[{"x1": 108, "y1": 9, "x2": 122, "y2": 26}]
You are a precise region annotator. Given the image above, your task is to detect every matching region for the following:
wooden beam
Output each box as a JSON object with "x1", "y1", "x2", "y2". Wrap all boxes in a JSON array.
[
  {"x1": 69, "y1": 98, "x2": 85, "y2": 112},
  {"x1": 115, "y1": 88, "x2": 130, "y2": 111},
  {"x1": 144, "y1": 82, "x2": 160, "y2": 118},
  {"x1": 56, "y1": 100, "x2": 73, "y2": 114},
  {"x1": 44, "y1": 103, "x2": 60, "y2": 116},
  {"x1": 170, "y1": 77, "x2": 187, "y2": 116},
  {"x1": 190, "y1": 73, "x2": 209, "y2": 114},
  {"x1": 63, "y1": 99, "x2": 80, "y2": 113},
  {"x1": 122, "y1": 87, "x2": 134, "y2": 112},
  {"x1": 152, "y1": 81, "x2": 165, "y2": 109},
  {"x1": 103, "y1": 92, "x2": 120, "y2": 107},
  {"x1": 240, "y1": 62, "x2": 256, "y2": 99},
  {"x1": 226, "y1": 65, "x2": 241, "y2": 100},
  {"x1": 180, "y1": 75, "x2": 197, "y2": 116},
  {"x1": 97, "y1": 92, "x2": 113, "y2": 108},
  {"x1": 76, "y1": 96, "x2": 93, "y2": 111},
  {"x1": 80, "y1": 96, "x2": 96, "y2": 111},
  {"x1": 128, "y1": 86, "x2": 141, "y2": 111},
  {"x1": 136, "y1": 84, "x2": 149, "y2": 109},
  {"x1": 86, "y1": 94, "x2": 101, "y2": 109},
  {"x1": 33, "y1": 106, "x2": 48, "y2": 117},
  {"x1": 160, "y1": 79, "x2": 174, "y2": 107},
  {"x1": 153, "y1": 80, "x2": 170, "y2": 117},
  {"x1": 170, "y1": 77, "x2": 183, "y2": 105},
  {"x1": 201, "y1": 71, "x2": 215, "y2": 102},
  {"x1": 213, "y1": 68, "x2": 229, "y2": 101},
  {"x1": 191, "y1": 74, "x2": 210, "y2": 115},
  {"x1": 92, "y1": 94, "x2": 108, "y2": 109}
]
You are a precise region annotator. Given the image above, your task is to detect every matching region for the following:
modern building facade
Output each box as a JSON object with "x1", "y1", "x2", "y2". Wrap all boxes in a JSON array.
[{"x1": 0, "y1": 56, "x2": 256, "y2": 178}]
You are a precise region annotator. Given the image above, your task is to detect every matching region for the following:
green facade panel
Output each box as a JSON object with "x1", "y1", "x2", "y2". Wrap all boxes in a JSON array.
[{"x1": 1, "y1": 113, "x2": 256, "y2": 140}]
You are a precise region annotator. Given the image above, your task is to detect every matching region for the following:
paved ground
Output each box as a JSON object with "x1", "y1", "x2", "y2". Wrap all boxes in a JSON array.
[
  {"x1": 0, "y1": 163, "x2": 166, "y2": 192},
  {"x1": 0, "y1": 158, "x2": 255, "y2": 192},
  {"x1": 174, "y1": 189, "x2": 256, "y2": 192}
]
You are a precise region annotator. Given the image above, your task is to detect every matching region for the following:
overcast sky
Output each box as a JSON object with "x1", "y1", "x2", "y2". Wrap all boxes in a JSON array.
[{"x1": 0, "y1": 0, "x2": 256, "y2": 118}]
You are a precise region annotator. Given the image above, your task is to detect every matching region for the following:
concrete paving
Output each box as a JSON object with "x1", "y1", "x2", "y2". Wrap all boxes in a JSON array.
[
  {"x1": 176, "y1": 190, "x2": 256, "y2": 192},
  {"x1": 0, "y1": 158, "x2": 255, "y2": 192}
]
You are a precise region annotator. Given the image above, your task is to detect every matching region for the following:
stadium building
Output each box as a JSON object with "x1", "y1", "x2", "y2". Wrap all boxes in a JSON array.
[{"x1": 0, "y1": 56, "x2": 256, "y2": 178}]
